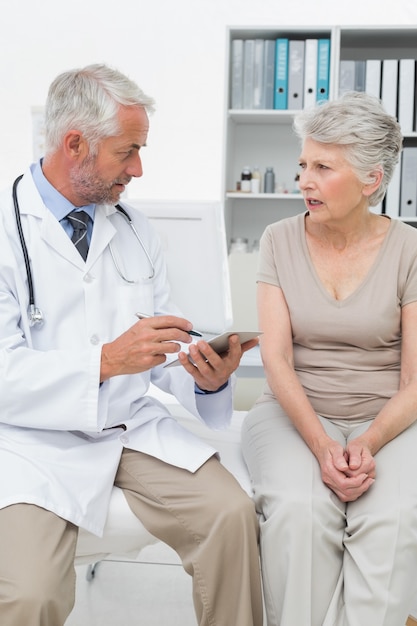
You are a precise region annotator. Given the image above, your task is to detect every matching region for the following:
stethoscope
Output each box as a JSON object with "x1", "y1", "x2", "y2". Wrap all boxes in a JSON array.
[{"x1": 12, "y1": 174, "x2": 155, "y2": 326}]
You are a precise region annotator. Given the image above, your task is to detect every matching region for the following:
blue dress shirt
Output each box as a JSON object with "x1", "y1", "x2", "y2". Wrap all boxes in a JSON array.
[{"x1": 30, "y1": 160, "x2": 95, "y2": 243}]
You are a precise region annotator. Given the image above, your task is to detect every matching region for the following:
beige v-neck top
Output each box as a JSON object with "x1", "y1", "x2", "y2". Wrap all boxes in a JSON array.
[{"x1": 257, "y1": 212, "x2": 417, "y2": 420}]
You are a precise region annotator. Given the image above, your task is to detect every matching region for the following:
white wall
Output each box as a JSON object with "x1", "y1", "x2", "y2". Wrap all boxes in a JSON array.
[{"x1": 1, "y1": 0, "x2": 416, "y2": 200}]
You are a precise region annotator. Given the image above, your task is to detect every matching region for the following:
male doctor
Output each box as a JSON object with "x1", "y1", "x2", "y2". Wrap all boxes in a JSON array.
[{"x1": 0, "y1": 64, "x2": 263, "y2": 626}]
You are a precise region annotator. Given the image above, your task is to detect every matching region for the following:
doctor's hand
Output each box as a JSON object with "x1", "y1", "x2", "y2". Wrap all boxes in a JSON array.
[
  {"x1": 177, "y1": 334, "x2": 258, "y2": 392},
  {"x1": 100, "y1": 314, "x2": 195, "y2": 381}
]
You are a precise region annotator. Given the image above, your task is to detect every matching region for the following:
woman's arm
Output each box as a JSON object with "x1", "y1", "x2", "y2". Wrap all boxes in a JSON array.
[
  {"x1": 259, "y1": 281, "x2": 373, "y2": 501},
  {"x1": 348, "y1": 300, "x2": 417, "y2": 460},
  {"x1": 259, "y1": 282, "x2": 328, "y2": 452}
]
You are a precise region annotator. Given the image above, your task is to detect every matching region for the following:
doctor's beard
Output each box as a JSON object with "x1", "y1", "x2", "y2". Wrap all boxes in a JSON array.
[{"x1": 69, "y1": 154, "x2": 131, "y2": 205}]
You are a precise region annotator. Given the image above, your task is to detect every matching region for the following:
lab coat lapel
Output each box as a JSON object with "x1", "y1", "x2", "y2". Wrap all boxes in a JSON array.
[
  {"x1": 40, "y1": 211, "x2": 87, "y2": 267},
  {"x1": 16, "y1": 172, "x2": 84, "y2": 267},
  {"x1": 87, "y1": 205, "x2": 117, "y2": 267}
]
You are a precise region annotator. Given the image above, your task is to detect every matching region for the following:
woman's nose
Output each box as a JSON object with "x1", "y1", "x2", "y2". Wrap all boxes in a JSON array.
[
  {"x1": 298, "y1": 169, "x2": 313, "y2": 190},
  {"x1": 298, "y1": 170, "x2": 308, "y2": 189}
]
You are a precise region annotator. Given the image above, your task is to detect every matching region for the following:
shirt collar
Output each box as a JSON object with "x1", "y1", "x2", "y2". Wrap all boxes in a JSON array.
[{"x1": 30, "y1": 160, "x2": 96, "y2": 222}]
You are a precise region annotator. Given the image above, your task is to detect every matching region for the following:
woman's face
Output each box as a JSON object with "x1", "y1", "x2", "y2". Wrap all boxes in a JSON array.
[{"x1": 298, "y1": 137, "x2": 369, "y2": 223}]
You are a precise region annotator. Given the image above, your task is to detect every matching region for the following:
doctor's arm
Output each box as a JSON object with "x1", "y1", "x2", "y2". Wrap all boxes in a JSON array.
[
  {"x1": 100, "y1": 313, "x2": 257, "y2": 388},
  {"x1": 172, "y1": 334, "x2": 258, "y2": 429}
]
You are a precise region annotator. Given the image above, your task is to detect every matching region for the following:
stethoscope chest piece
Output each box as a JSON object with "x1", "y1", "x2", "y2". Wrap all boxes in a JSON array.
[{"x1": 29, "y1": 304, "x2": 44, "y2": 327}]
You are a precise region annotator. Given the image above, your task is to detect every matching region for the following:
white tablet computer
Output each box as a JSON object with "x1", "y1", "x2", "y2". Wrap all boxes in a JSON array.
[{"x1": 164, "y1": 331, "x2": 261, "y2": 368}]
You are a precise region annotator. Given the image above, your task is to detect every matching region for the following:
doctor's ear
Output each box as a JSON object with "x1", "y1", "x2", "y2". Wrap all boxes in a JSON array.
[{"x1": 63, "y1": 130, "x2": 89, "y2": 160}]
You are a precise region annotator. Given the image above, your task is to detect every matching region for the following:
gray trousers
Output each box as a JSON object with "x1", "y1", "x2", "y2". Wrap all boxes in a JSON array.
[
  {"x1": 242, "y1": 403, "x2": 417, "y2": 626},
  {"x1": 0, "y1": 449, "x2": 263, "y2": 626}
]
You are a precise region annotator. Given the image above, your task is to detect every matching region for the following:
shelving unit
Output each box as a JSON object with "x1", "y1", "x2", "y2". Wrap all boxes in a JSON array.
[
  {"x1": 338, "y1": 26, "x2": 417, "y2": 229},
  {"x1": 223, "y1": 26, "x2": 335, "y2": 249},
  {"x1": 222, "y1": 25, "x2": 417, "y2": 249}
]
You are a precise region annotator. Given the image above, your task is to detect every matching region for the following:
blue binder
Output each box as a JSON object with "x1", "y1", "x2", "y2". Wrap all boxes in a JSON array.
[
  {"x1": 317, "y1": 39, "x2": 330, "y2": 102},
  {"x1": 274, "y1": 38, "x2": 289, "y2": 110}
]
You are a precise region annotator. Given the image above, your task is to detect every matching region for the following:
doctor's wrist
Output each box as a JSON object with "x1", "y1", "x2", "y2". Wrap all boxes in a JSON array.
[{"x1": 194, "y1": 380, "x2": 229, "y2": 395}]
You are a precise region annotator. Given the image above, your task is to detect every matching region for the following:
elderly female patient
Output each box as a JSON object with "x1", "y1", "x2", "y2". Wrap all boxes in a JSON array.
[{"x1": 242, "y1": 91, "x2": 417, "y2": 625}]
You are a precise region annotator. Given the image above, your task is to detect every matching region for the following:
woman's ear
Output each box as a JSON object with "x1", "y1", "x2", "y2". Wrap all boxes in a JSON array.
[{"x1": 363, "y1": 168, "x2": 383, "y2": 197}]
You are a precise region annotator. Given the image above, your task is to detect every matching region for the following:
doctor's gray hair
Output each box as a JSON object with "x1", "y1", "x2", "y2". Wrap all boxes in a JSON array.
[
  {"x1": 44, "y1": 63, "x2": 155, "y2": 156},
  {"x1": 293, "y1": 91, "x2": 403, "y2": 206}
]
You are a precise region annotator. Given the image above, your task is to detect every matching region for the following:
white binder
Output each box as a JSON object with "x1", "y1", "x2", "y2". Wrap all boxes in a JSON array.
[
  {"x1": 231, "y1": 39, "x2": 244, "y2": 109},
  {"x1": 288, "y1": 40, "x2": 305, "y2": 110},
  {"x1": 304, "y1": 39, "x2": 318, "y2": 108},
  {"x1": 398, "y1": 59, "x2": 416, "y2": 134},
  {"x1": 365, "y1": 59, "x2": 382, "y2": 98},
  {"x1": 339, "y1": 60, "x2": 355, "y2": 95},
  {"x1": 243, "y1": 39, "x2": 255, "y2": 109},
  {"x1": 381, "y1": 59, "x2": 398, "y2": 117},
  {"x1": 262, "y1": 40, "x2": 276, "y2": 109},
  {"x1": 400, "y1": 147, "x2": 417, "y2": 217},
  {"x1": 384, "y1": 159, "x2": 401, "y2": 218},
  {"x1": 252, "y1": 39, "x2": 265, "y2": 109}
]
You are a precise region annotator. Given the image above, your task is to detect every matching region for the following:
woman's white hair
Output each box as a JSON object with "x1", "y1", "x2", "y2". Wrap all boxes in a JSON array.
[
  {"x1": 44, "y1": 63, "x2": 155, "y2": 156},
  {"x1": 293, "y1": 91, "x2": 403, "y2": 206}
]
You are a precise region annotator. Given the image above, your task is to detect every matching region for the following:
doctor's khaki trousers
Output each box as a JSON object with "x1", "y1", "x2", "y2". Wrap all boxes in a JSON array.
[
  {"x1": 241, "y1": 403, "x2": 417, "y2": 626},
  {"x1": 0, "y1": 450, "x2": 263, "y2": 626}
]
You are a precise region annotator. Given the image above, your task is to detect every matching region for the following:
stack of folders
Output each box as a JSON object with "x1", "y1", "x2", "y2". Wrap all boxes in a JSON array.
[
  {"x1": 231, "y1": 37, "x2": 331, "y2": 111},
  {"x1": 339, "y1": 59, "x2": 417, "y2": 219},
  {"x1": 338, "y1": 58, "x2": 416, "y2": 132}
]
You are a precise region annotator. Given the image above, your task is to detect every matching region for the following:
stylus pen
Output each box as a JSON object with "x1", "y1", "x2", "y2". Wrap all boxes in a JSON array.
[{"x1": 135, "y1": 312, "x2": 203, "y2": 337}]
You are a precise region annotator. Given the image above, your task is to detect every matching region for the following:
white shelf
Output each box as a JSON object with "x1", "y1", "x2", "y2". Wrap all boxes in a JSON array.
[
  {"x1": 227, "y1": 192, "x2": 302, "y2": 200},
  {"x1": 228, "y1": 109, "x2": 295, "y2": 125}
]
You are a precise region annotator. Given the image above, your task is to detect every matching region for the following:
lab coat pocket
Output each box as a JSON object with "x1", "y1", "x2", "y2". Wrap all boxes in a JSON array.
[{"x1": 116, "y1": 278, "x2": 155, "y2": 328}]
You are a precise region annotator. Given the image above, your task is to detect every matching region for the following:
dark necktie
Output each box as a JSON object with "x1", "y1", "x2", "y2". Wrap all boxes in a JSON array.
[{"x1": 67, "y1": 211, "x2": 90, "y2": 261}]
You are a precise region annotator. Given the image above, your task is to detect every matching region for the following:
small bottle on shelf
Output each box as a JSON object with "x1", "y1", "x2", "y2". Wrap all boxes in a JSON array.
[
  {"x1": 292, "y1": 172, "x2": 300, "y2": 193},
  {"x1": 241, "y1": 166, "x2": 252, "y2": 192},
  {"x1": 230, "y1": 237, "x2": 249, "y2": 253},
  {"x1": 251, "y1": 166, "x2": 261, "y2": 193},
  {"x1": 264, "y1": 167, "x2": 275, "y2": 193}
]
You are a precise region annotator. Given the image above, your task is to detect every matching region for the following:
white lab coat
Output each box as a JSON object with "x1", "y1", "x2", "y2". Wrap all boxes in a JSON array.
[{"x1": 0, "y1": 169, "x2": 233, "y2": 536}]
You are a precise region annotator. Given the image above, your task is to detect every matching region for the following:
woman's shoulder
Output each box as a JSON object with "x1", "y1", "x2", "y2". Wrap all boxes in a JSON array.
[
  {"x1": 383, "y1": 219, "x2": 417, "y2": 274},
  {"x1": 389, "y1": 218, "x2": 417, "y2": 245},
  {"x1": 263, "y1": 211, "x2": 306, "y2": 238}
]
